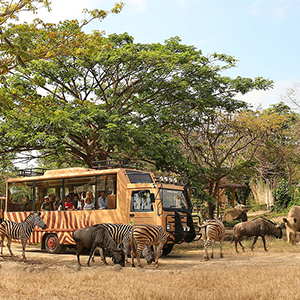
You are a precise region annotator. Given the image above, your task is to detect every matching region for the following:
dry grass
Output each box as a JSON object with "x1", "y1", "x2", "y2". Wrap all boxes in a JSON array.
[{"x1": 1, "y1": 235, "x2": 300, "y2": 300}]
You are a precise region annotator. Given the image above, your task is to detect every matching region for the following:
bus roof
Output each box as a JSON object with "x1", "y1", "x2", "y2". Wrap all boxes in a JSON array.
[{"x1": 7, "y1": 167, "x2": 152, "y2": 183}]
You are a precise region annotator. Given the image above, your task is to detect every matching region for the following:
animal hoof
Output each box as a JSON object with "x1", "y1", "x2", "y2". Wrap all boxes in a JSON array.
[
  {"x1": 131, "y1": 264, "x2": 135, "y2": 268},
  {"x1": 139, "y1": 265, "x2": 144, "y2": 268},
  {"x1": 204, "y1": 257, "x2": 209, "y2": 261},
  {"x1": 220, "y1": 254, "x2": 223, "y2": 258},
  {"x1": 211, "y1": 254, "x2": 214, "y2": 259}
]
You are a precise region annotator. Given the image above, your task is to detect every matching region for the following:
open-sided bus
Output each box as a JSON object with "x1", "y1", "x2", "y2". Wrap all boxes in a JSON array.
[{"x1": 4, "y1": 164, "x2": 201, "y2": 254}]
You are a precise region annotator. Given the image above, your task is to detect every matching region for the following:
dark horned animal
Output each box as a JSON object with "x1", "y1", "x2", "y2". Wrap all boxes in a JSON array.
[
  {"x1": 231, "y1": 217, "x2": 282, "y2": 252},
  {"x1": 72, "y1": 225, "x2": 125, "y2": 267}
]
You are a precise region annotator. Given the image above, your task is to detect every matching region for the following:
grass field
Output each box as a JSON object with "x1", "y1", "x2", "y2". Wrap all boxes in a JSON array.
[{"x1": 1, "y1": 233, "x2": 300, "y2": 300}]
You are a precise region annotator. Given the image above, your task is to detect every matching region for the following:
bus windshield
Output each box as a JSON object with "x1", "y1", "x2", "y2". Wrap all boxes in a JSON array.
[{"x1": 160, "y1": 189, "x2": 189, "y2": 210}]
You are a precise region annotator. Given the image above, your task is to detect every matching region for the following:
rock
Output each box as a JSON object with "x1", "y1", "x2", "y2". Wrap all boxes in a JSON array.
[
  {"x1": 223, "y1": 208, "x2": 247, "y2": 222},
  {"x1": 113, "y1": 264, "x2": 122, "y2": 271},
  {"x1": 234, "y1": 204, "x2": 248, "y2": 211}
]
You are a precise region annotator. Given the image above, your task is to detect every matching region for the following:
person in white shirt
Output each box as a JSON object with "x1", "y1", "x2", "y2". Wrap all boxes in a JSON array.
[
  {"x1": 98, "y1": 191, "x2": 108, "y2": 209},
  {"x1": 83, "y1": 197, "x2": 95, "y2": 210}
]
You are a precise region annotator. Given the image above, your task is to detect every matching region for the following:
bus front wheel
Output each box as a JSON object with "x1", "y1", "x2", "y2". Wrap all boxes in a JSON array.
[
  {"x1": 45, "y1": 234, "x2": 66, "y2": 254},
  {"x1": 162, "y1": 244, "x2": 174, "y2": 256}
]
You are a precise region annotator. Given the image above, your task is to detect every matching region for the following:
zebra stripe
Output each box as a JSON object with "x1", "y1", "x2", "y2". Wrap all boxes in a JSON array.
[
  {"x1": 0, "y1": 212, "x2": 47, "y2": 260},
  {"x1": 201, "y1": 219, "x2": 225, "y2": 260},
  {"x1": 100, "y1": 223, "x2": 131, "y2": 245},
  {"x1": 131, "y1": 224, "x2": 167, "y2": 268},
  {"x1": 90, "y1": 223, "x2": 132, "y2": 265}
]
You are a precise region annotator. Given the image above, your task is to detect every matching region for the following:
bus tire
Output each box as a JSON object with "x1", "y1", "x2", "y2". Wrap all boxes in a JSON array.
[
  {"x1": 162, "y1": 244, "x2": 174, "y2": 256},
  {"x1": 45, "y1": 233, "x2": 64, "y2": 254}
]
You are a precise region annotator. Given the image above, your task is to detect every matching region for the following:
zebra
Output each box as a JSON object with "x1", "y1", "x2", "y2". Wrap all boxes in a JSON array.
[
  {"x1": 130, "y1": 224, "x2": 167, "y2": 268},
  {"x1": 200, "y1": 219, "x2": 226, "y2": 260},
  {"x1": 91, "y1": 223, "x2": 153, "y2": 265},
  {"x1": 0, "y1": 212, "x2": 47, "y2": 260},
  {"x1": 93, "y1": 223, "x2": 131, "y2": 265}
]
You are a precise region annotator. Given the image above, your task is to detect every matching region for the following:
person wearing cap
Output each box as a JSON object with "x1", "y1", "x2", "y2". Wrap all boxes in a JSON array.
[{"x1": 41, "y1": 195, "x2": 51, "y2": 211}]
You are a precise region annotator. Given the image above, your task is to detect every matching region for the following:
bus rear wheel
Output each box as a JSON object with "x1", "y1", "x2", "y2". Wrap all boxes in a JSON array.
[{"x1": 45, "y1": 234, "x2": 66, "y2": 254}]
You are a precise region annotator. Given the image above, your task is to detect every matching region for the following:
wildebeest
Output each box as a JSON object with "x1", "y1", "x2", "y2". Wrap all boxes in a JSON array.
[
  {"x1": 283, "y1": 206, "x2": 300, "y2": 244},
  {"x1": 72, "y1": 225, "x2": 125, "y2": 267},
  {"x1": 232, "y1": 217, "x2": 282, "y2": 252},
  {"x1": 131, "y1": 224, "x2": 167, "y2": 268},
  {"x1": 200, "y1": 219, "x2": 226, "y2": 260},
  {"x1": 0, "y1": 212, "x2": 47, "y2": 260}
]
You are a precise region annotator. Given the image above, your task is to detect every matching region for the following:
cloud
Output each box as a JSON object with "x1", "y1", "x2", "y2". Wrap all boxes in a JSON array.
[{"x1": 237, "y1": 79, "x2": 298, "y2": 110}]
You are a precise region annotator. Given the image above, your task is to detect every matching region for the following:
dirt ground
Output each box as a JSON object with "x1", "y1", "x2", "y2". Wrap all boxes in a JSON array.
[{"x1": 1, "y1": 232, "x2": 300, "y2": 300}]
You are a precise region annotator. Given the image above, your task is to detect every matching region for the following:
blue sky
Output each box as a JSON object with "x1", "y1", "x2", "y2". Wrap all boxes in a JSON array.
[{"x1": 19, "y1": 0, "x2": 300, "y2": 109}]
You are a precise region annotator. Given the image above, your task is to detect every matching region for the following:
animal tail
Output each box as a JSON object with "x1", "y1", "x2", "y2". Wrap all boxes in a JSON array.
[{"x1": 231, "y1": 227, "x2": 236, "y2": 243}]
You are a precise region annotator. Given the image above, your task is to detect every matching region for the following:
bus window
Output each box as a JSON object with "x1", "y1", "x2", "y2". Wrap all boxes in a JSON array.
[
  {"x1": 160, "y1": 189, "x2": 189, "y2": 210},
  {"x1": 131, "y1": 190, "x2": 153, "y2": 212},
  {"x1": 126, "y1": 170, "x2": 153, "y2": 183},
  {"x1": 8, "y1": 181, "x2": 34, "y2": 212},
  {"x1": 96, "y1": 174, "x2": 117, "y2": 209}
]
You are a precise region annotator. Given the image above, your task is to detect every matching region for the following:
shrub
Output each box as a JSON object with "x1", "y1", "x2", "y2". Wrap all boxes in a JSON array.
[
  {"x1": 272, "y1": 179, "x2": 294, "y2": 210},
  {"x1": 223, "y1": 220, "x2": 242, "y2": 227}
]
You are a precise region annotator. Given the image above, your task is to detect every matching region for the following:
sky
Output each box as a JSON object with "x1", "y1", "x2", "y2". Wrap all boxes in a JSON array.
[{"x1": 17, "y1": 0, "x2": 300, "y2": 109}]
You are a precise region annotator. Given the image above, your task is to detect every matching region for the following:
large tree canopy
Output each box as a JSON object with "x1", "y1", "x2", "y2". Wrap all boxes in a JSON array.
[
  {"x1": 0, "y1": 0, "x2": 124, "y2": 75},
  {"x1": 0, "y1": 22, "x2": 273, "y2": 169}
]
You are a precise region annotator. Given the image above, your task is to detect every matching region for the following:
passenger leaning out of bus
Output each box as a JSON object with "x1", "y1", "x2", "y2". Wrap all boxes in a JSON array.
[
  {"x1": 83, "y1": 197, "x2": 95, "y2": 210},
  {"x1": 23, "y1": 195, "x2": 32, "y2": 211},
  {"x1": 98, "y1": 191, "x2": 108, "y2": 209},
  {"x1": 64, "y1": 195, "x2": 73, "y2": 210},
  {"x1": 41, "y1": 195, "x2": 51, "y2": 211}
]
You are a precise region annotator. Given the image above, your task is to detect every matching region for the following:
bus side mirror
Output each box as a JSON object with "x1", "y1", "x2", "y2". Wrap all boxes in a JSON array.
[{"x1": 150, "y1": 193, "x2": 155, "y2": 203}]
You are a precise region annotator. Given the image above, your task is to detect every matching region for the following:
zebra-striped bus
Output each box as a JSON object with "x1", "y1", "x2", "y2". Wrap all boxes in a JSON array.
[{"x1": 4, "y1": 161, "x2": 201, "y2": 254}]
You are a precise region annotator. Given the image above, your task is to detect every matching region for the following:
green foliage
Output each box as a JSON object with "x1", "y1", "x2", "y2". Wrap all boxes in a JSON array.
[
  {"x1": 222, "y1": 220, "x2": 241, "y2": 227},
  {"x1": 0, "y1": 28, "x2": 273, "y2": 172},
  {"x1": 272, "y1": 179, "x2": 294, "y2": 210}
]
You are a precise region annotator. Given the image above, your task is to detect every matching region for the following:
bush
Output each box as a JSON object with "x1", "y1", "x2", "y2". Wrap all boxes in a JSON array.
[
  {"x1": 272, "y1": 179, "x2": 294, "y2": 210},
  {"x1": 223, "y1": 220, "x2": 242, "y2": 227}
]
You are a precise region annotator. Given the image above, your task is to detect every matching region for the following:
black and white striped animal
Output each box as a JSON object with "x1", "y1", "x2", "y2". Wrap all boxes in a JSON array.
[
  {"x1": 200, "y1": 219, "x2": 225, "y2": 260},
  {"x1": 96, "y1": 223, "x2": 132, "y2": 264},
  {"x1": 131, "y1": 224, "x2": 167, "y2": 268},
  {"x1": 92, "y1": 223, "x2": 153, "y2": 264},
  {"x1": 0, "y1": 212, "x2": 47, "y2": 260}
]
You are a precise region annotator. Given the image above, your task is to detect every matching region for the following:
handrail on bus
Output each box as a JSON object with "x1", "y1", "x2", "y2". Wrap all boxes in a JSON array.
[
  {"x1": 17, "y1": 168, "x2": 48, "y2": 177},
  {"x1": 92, "y1": 159, "x2": 142, "y2": 170}
]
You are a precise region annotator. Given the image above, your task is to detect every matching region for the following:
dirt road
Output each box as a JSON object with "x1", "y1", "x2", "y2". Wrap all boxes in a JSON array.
[{"x1": 1, "y1": 239, "x2": 300, "y2": 300}]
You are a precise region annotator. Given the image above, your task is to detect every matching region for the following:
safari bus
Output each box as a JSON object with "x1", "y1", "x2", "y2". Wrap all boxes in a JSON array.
[{"x1": 3, "y1": 161, "x2": 201, "y2": 255}]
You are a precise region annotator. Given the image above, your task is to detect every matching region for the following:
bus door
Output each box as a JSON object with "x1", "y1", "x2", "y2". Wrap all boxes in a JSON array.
[{"x1": 129, "y1": 189, "x2": 156, "y2": 226}]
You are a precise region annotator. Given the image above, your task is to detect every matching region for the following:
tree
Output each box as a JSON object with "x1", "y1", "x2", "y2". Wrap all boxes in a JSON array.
[
  {"x1": 253, "y1": 102, "x2": 300, "y2": 184},
  {"x1": 0, "y1": 0, "x2": 124, "y2": 74},
  {"x1": 176, "y1": 108, "x2": 288, "y2": 217},
  {"x1": 0, "y1": 30, "x2": 273, "y2": 171}
]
